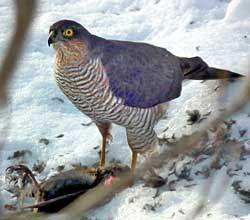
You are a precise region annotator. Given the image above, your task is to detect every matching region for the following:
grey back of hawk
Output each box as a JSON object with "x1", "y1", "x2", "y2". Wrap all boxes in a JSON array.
[{"x1": 90, "y1": 36, "x2": 183, "y2": 108}]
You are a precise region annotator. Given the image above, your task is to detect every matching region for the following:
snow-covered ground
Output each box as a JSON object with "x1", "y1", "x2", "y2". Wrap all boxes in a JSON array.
[{"x1": 0, "y1": 0, "x2": 250, "y2": 219}]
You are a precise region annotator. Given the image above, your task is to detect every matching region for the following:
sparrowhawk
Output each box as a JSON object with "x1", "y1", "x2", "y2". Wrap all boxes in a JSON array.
[{"x1": 48, "y1": 20, "x2": 243, "y2": 179}]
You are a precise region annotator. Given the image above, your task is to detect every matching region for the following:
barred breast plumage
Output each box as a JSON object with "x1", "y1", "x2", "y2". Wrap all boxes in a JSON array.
[{"x1": 54, "y1": 53, "x2": 165, "y2": 152}]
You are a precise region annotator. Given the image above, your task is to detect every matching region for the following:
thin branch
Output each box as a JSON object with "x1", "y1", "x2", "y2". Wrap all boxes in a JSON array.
[
  {"x1": 139, "y1": 76, "x2": 250, "y2": 174},
  {"x1": 0, "y1": 2, "x2": 249, "y2": 218},
  {"x1": 0, "y1": 0, "x2": 36, "y2": 105},
  {"x1": 0, "y1": 0, "x2": 36, "y2": 215},
  {"x1": 58, "y1": 74, "x2": 250, "y2": 219}
]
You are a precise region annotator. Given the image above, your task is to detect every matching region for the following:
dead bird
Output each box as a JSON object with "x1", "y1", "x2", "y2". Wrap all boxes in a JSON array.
[{"x1": 5, "y1": 164, "x2": 130, "y2": 213}]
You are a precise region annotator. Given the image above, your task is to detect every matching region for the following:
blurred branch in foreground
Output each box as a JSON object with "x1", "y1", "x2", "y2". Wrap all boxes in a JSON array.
[
  {"x1": 56, "y1": 73, "x2": 250, "y2": 219},
  {"x1": 1, "y1": 1, "x2": 249, "y2": 219},
  {"x1": 0, "y1": 0, "x2": 36, "y2": 216},
  {"x1": 0, "y1": 0, "x2": 37, "y2": 161},
  {"x1": 142, "y1": 78, "x2": 250, "y2": 172},
  {"x1": 3, "y1": 66, "x2": 249, "y2": 219},
  {"x1": 0, "y1": 0, "x2": 36, "y2": 105}
]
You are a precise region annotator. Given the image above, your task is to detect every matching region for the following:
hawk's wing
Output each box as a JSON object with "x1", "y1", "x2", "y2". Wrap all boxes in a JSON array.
[{"x1": 96, "y1": 40, "x2": 183, "y2": 108}]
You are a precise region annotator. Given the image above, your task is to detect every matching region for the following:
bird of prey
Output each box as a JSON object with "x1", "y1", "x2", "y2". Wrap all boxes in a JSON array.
[{"x1": 48, "y1": 20, "x2": 243, "y2": 179}]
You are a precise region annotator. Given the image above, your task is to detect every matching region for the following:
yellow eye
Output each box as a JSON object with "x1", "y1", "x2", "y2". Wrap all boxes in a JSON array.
[{"x1": 63, "y1": 28, "x2": 74, "y2": 37}]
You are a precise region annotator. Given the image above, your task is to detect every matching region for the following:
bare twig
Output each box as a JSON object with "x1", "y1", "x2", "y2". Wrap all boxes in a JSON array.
[
  {"x1": 140, "y1": 76, "x2": 250, "y2": 174},
  {"x1": 0, "y1": 0, "x2": 36, "y2": 215},
  {"x1": 60, "y1": 170, "x2": 132, "y2": 215},
  {"x1": 56, "y1": 74, "x2": 250, "y2": 219},
  {"x1": 0, "y1": 0, "x2": 36, "y2": 105},
  {"x1": 0, "y1": 2, "x2": 249, "y2": 218},
  {"x1": 4, "y1": 78, "x2": 250, "y2": 219}
]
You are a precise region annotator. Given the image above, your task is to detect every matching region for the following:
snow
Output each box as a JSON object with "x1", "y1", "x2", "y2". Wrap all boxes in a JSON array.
[
  {"x1": 0, "y1": 0, "x2": 250, "y2": 219},
  {"x1": 225, "y1": 0, "x2": 250, "y2": 23}
]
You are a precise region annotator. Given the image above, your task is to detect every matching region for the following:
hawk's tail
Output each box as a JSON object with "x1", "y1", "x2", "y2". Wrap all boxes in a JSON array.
[{"x1": 180, "y1": 56, "x2": 244, "y2": 80}]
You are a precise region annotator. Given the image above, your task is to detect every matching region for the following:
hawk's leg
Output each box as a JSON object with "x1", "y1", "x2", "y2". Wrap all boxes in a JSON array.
[
  {"x1": 126, "y1": 127, "x2": 158, "y2": 186},
  {"x1": 95, "y1": 122, "x2": 112, "y2": 169},
  {"x1": 130, "y1": 151, "x2": 138, "y2": 180}
]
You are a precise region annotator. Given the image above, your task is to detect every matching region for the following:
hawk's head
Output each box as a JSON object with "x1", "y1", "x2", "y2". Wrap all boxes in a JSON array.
[{"x1": 48, "y1": 20, "x2": 91, "y2": 49}]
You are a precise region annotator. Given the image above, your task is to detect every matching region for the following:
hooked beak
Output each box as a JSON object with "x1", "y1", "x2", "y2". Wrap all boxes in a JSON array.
[
  {"x1": 48, "y1": 37, "x2": 53, "y2": 47},
  {"x1": 48, "y1": 31, "x2": 55, "y2": 47}
]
